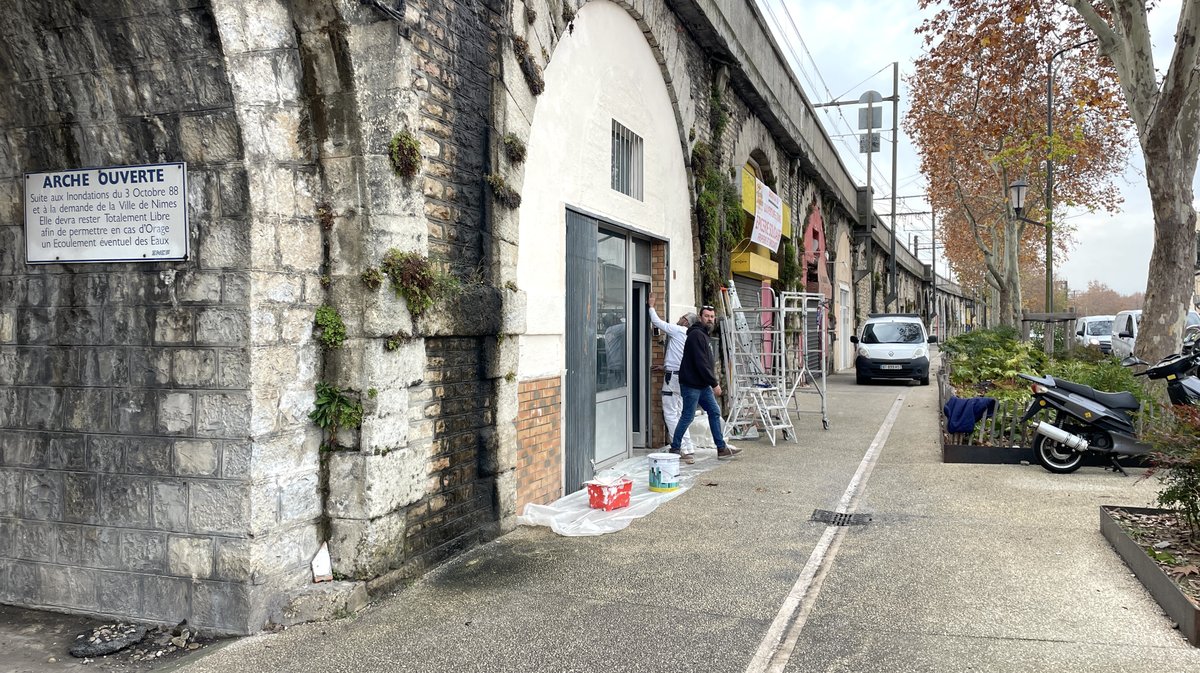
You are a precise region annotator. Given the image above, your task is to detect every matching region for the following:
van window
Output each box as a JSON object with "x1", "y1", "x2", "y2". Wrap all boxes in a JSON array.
[
  {"x1": 1085, "y1": 320, "x2": 1111, "y2": 336},
  {"x1": 862, "y1": 322, "x2": 924, "y2": 344}
]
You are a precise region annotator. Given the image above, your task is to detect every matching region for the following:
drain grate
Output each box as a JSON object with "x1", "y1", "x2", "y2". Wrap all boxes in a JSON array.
[{"x1": 810, "y1": 509, "x2": 871, "y2": 526}]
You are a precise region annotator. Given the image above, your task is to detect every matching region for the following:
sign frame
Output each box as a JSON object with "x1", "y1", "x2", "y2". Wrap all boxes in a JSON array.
[{"x1": 24, "y1": 162, "x2": 189, "y2": 264}]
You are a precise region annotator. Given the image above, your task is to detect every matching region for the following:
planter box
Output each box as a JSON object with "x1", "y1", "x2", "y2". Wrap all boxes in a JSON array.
[
  {"x1": 942, "y1": 443, "x2": 1035, "y2": 464},
  {"x1": 1100, "y1": 505, "x2": 1200, "y2": 646}
]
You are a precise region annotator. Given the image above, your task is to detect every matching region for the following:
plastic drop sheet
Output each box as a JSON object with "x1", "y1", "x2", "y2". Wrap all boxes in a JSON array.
[{"x1": 516, "y1": 449, "x2": 723, "y2": 536}]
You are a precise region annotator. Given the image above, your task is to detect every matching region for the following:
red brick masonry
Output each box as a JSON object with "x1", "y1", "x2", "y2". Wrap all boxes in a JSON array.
[{"x1": 515, "y1": 375, "x2": 562, "y2": 511}]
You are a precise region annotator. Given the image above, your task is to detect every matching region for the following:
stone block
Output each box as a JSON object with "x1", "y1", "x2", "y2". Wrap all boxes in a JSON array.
[
  {"x1": 197, "y1": 391, "x2": 251, "y2": 438},
  {"x1": 192, "y1": 580, "x2": 253, "y2": 634},
  {"x1": 196, "y1": 308, "x2": 250, "y2": 345},
  {"x1": 251, "y1": 271, "x2": 305, "y2": 305},
  {"x1": 274, "y1": 581, "x2": 368, "y2": 627},
  {"x1": 152, "y1": 480, "x2": 190, "y2": 531},
  {"x1": 199, "y1": 219, "x2": 252, "y2": 269},
  {"x1": 124, "y1": 437, "x2": 174, "y2": 476},
  {"x1": 22, "y1": 471, "x2": 63, "y2": 521},
  {"x1": 223, "y1": 441, "x2": 253, "y2": 478},
  {"x1": 0, "y1": 519, "x2": 11, "y2": 557},
  {"x1": 0, "y1": 469, "x2": 21, "y2": 516},
  {"x1": 250, "y1": 308, "x2": 279, "y2": 343},
  {"x1": 277, "y1": 472, "x2": 321, "y2": 525},
  {"x1": 495, "y1": 469, "x2": 518, "y2": 530},
  {"x1": 211, "y1": 0, "x2": 296, "y2": 54},
  {"x1": 55, "y1": 523, "x2": 82, "y2": 565},
  {"x1": 100, "y1": 475, "x2": 153, "y2": 528},
  {"x1": 114, "y1": 389, "x2": 158, "y2": 434},
  {"x1": 38, "y1": 565, "x2": 97, "y2": 610},
  {"x1": 24, "y1": 388, "x2": 61, "y2": 431},
  {"x1": 120, "y1": 530, "x2": 167, "y2": 572},
  {"x1": 178, "y1": 270, "x2": 224, "y2": 303},
  {"x1": 484, "y1": 336, "x2": 519, "y2": 380},
  {"x1": 326, "y1": 445, "x2": 430, "y2": 520},
  {"x1": 127, "y1": 349, "x2": 171, "y2": 386},
  {"x1": 157, "y1": 392, "x2": 195, "y2": 434},
  {"x1": 328, "y1": 510, "x2": 406, "y2": 579},
  {"x1": 190, "y1": 481, "x2": 250, "y2": 536},
  {"x1": 249, "y1": 430, "x2": 319, "y2": 480},
  {"x1": 219, "y1": 170, "x2": 250, "y2": 219},
  {"x1": 85, "y1": 435, "x2": 125, "y2": 473},
  {"x1": 168, "y1": 535, "x2": 213, "y2": 578},
  {"x1": 14, "y1": 520, "x2": 55, "y2": 561},
  {"x1": 43, "y1": 434, "x2": 85, "y2": 470},
  {"x1": 79, "y1": 526, "x2": 123, "y2": 571},
  {"x1": 180, "y1": 109, "x2": 243, "y2": 163},
  {"x1": 95, "y1": 569, "x2": 143, "y2": 617},
  {"x1": 173, "y1": 349, "x2": 218, "y2": 387},
  {"x1": 6, "y1": 561, "x2": 39, "y2": 603},
  {"x1": 63, "y1": 472, "x2": 100, "y2": 524},
  {"x1": 359, "y1": 412, "x2": 408, "y2": 454},
  {"x1": 279, "y1": 307, "x2": 317, "y2": 344},
  {"x1": 213, "y1": 538, "x2": 260, "y2": 583},
  {"x1": 175, "y1": 439, "x2": 219, "y2": 476},
  {"x1": 142, "y1": 575, "x2": 192, "y2": 623},
  {"x1": 361, "y1": 286, "x2": 414, "y2": 338},
  {"x1": 154, "y1": 307, "x2": 194, "y2": 344},
  {"x1": 218, "y1": 347, "x2": 250, "y2": 388}
]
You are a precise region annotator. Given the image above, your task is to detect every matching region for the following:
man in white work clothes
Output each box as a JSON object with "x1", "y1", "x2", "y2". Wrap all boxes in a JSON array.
[{"x1": 648, "y1": 292, "x2": 696, "y2": 464}]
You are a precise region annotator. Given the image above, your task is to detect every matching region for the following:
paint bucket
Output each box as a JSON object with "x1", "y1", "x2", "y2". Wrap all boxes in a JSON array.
[{"x1": 647, "y1": 452, "x2": 681, "y2": 492}]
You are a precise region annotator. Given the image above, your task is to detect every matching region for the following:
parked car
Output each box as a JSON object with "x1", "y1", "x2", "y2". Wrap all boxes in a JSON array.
[
  {"x1": 851, "y1": 313, "x2": 937, "y2": 386},
  {"x1": 1074, "y1": 315, "x2": 1114, "y2": 353},
  {"x1": 1110, "y1": 309, "x2": 1200, "y2": 358}
]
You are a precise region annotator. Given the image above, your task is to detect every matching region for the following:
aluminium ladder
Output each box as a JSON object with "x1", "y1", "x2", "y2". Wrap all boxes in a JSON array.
[{"x1": 719, "y1": 283, "x2": 796, "y2": 445}]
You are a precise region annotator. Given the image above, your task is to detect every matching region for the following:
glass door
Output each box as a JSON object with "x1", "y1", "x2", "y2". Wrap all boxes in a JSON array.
[{"x1": 594, "y1": 229, "x2": 629, "y2": 467}]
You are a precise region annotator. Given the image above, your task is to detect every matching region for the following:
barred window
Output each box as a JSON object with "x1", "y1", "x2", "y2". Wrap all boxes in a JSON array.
[{"x1": 611, "y1": 120, "x2": 643, "y2": 200}]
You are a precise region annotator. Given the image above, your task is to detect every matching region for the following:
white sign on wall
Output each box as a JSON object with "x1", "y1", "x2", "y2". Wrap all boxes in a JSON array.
[
  {"x1": 24, "y1": 162, "x2": 188, "y2": 264},
  {"x1": 750, "y1": 177, "x2": 783, "y2": 253}
]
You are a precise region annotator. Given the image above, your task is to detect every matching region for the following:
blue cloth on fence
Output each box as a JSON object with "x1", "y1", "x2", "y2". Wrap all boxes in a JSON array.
[{"x1": 943, "y1": 396, "x2": 997, "y2": 434}]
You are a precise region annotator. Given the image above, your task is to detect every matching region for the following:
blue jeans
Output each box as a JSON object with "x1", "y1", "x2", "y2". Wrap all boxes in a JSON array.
[{"x1": 671, "y1": 384, "x2": 727, "y2": 450}]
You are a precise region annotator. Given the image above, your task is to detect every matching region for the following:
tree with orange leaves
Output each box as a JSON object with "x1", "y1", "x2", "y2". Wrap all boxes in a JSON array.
[{"x1": 907, "y1": 0, "x2": 1131, "y2": 327}]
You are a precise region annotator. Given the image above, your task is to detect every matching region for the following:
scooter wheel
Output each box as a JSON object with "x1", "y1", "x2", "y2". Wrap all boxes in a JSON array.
[{"x1": 1033, "y1": 433, "x2": 1084, "y2": 474}]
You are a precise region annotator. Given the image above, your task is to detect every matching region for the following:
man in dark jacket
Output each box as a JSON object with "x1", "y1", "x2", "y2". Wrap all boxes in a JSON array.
[{"x1": 670, "y1": 305, "x2": 741, "y2": 459}]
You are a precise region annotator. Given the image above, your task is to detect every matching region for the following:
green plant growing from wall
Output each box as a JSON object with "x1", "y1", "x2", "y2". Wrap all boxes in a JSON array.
[
  {"x1": 314, "y1": 304, "x2": 347, "y2": 350},
  {"x1": 486, "y1": 173, "x2": 522, "y2": 208},
  {"x1": 502, "y1": 133, "x2": 527, "y2": 165},
  {"x1": 385, "y1": 330, "x2": 412, "y2": 351},
  {"x1": 691, "y1": 141, "x2": 744, "y2": 301},
  {"x1": 361, "y1": 267, "x2": 384, "y2": 291},
  {"x1": 380, "y1": 249, "x2": 459, "y2": 317},
  {"x1": 310, "y1": 382, "x2": 363, "y2": 450},
  {"x1": 512, "y1": 36, "x2": 545, "y2": 95},
  {"x1": 388, "y1": 130, "x2": 421, "y2": 177},
  {"x1": 779, "y1": 240, "x2": 800, "y2": 292},
  {"x1": 316, "y1": 202, "x2": 334, "y2": 231}
]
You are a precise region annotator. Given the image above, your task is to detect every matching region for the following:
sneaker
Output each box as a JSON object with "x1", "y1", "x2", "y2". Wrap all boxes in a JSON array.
[
  {"x1": 717, "y1": 445, "x2": 742, "y2": 459},
  {"x1": 681, "y1": 453, "x2": 695, "y2": 465},
  {"x1": 668, "y1": 447, "x2": 681, "y2": 455}
]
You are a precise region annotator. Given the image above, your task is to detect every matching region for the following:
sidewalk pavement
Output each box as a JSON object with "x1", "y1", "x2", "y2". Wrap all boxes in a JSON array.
[{"x1": 11, "y1": 367, "x2": 1200, "y2": 672}]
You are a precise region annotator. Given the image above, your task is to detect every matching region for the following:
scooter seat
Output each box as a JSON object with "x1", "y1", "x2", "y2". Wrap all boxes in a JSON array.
[{"x1": 1052, "y1": 378, "x2": 1140, "y2": 410}]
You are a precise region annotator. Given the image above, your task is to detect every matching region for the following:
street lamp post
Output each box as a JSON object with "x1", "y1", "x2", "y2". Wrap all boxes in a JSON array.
[{"x1": 1009, "y1": 178, "x2": 1049, "y2": 310}]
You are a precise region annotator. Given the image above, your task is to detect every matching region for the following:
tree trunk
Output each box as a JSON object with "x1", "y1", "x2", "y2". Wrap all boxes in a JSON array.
[{"x1": 1135, "y1": 156, "x2": 1198, "y2": 364}]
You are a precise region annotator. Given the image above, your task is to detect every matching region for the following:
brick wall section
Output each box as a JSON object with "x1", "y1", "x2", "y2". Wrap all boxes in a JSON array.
[
  {"x1": 650, "y1": 240, "x2": 668, "y2": 448},
  {"x1": 515, "y1": 376, "x2": 561, "y2": 511},
  {"x1": 403, "y1": 337, "x2": 495, "y2": 573},
  {"x1": 0, "y1": 1, "x2": 258, "y2": 629}
]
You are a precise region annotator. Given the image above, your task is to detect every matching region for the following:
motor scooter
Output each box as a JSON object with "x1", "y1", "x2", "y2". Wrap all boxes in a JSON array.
[{"x1": 1018, "y1": 350, "x2": 1200, "y2": 474}]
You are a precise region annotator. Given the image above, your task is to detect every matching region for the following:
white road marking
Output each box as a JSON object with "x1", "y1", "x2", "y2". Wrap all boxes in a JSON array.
[{"x1": 745, "y1": 391, "x2": 908, "y2": 673}]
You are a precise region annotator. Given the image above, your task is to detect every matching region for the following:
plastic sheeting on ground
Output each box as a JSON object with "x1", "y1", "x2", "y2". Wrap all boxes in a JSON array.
[{"x1": 516, "y1": 448, "x2": 725, "y2": 536}]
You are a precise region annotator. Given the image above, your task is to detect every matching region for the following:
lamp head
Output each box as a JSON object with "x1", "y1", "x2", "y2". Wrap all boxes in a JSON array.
[{"x1": 1008, "y1": 179, "x2": 1028, "y2": 216}]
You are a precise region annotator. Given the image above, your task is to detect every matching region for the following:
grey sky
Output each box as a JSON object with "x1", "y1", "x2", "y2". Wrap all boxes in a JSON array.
[{"x1": 759, "y1": 0, "x2": 1197, "y2": 297}]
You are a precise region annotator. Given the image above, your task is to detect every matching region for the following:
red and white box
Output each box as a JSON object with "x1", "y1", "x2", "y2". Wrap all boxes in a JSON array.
[{"x1": 585, "y1": 477, "x2": 633, "y2": 511}]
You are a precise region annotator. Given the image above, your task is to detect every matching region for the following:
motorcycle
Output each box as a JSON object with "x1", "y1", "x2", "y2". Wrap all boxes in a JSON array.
[{"x1": 1017, "y1": 350, "x2": 1200, "y2": 474}]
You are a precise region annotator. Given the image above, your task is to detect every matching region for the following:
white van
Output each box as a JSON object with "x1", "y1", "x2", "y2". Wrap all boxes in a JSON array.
[
  {"x1": 1111, "y1": 309, "x2": 1200, "y2": 358},
  {"x1": 1111, "y1": 310, "x2": 1142, "y2": 359},
  {"x1": 1075, "y1": 315, "x2": 1114, "y2": 353}
]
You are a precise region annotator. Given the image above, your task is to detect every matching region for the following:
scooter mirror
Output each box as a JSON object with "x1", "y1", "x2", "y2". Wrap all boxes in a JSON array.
[{"x1": 1119, "y1": 356, "x2": 1147, "y2": 367}]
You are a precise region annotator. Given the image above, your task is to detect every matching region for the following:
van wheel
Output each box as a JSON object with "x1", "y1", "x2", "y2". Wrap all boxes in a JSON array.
[
  {"x1": 856, "y1": 372, "x2": 867, "y2": 385},
  {"x1": 919, "y1": 376, "x2": 930, "y2": 386}
]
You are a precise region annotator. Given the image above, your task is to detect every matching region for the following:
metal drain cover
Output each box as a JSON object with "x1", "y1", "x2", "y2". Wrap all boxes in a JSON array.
[{"x1": 810, "y1": 509, "x2": 871, "y2": 526}]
